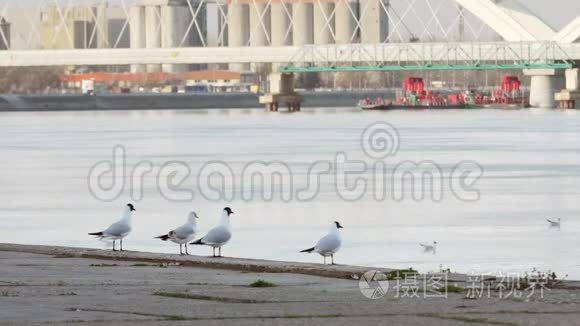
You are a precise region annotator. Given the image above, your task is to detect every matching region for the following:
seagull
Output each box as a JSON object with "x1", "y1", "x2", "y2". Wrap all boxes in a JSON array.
[
  {"x1": 547, "y1": 218, "x2": 561, "y2": 228},
  {"x1": 300, "y1": 221, "x2": 343, "y2": 265},
  {"x1": 190, "y1": 207, "x2": 233, "y2": 257},
  {"x1": 88, "y1": 203, "x2": 136, "y2": 251},
  {"x1": 155, "y1": 211, "x2": 199, "y2": 255},
  {"x1": 420, "y1": 241, "x2": 437, "y2": 254}
]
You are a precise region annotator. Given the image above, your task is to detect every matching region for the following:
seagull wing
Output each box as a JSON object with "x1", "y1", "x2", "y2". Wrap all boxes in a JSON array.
[
  {"x1": 200, "y1": 225, "x2": 231, "y2": 245},
  {"x1": 172, "y1": 224, "x2": 195, "y2": 241},
  {"x1": 102, "y1": 221, "x2": 130, "y2": 237},
  {"x1": 315, "y1": 234, "x2": 341, "y2": 253}
]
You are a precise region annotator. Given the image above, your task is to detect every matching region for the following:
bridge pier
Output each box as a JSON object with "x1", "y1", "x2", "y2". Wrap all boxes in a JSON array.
[
  {"x1": 259, "y1": 73, "x2": 302, "y2": 112},
  {"x1": 524, "y1": 69, "x2": 565, "y2": 108},
  {"x1": 555, "y1": 68, "x2": 580, "y2": 109}
]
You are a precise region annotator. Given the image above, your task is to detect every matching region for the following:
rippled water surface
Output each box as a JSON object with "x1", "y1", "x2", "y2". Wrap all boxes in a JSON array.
[{"x1": 1, "y1": 107, "x2": 579, "y2": 278}]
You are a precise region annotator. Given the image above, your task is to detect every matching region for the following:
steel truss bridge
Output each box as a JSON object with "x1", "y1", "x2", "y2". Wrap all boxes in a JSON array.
[{"x1": 0, "y1": 42, "x2": 578, "y2": 72}]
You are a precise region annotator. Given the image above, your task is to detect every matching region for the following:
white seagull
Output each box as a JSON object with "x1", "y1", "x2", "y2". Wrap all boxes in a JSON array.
[
  {"x1": 89, "y1": 203, "x2": 136, "y2": 251},
  {"x1": 420, "y1": 241, "x2": 437, "y2": 254},
  {"x1": 155, "y1": 211, "x2": 199, "y2": 255},
  {"x1": 301, "y1": 221, "x2": 343, "y2": 265},
  {"x1": 190, "y1": 207, "x2": 234, "y2": 257},
  {"x1": 547, "y1": 218, "x2": 561, "y2": 228}
]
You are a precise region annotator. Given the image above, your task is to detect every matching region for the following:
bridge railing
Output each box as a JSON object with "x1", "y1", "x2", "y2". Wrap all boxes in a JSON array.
[
  {"x1": 281, "y1": 42, "x2": 579, "y2": 72},
  {"x1": 0, "y1": 41, "x2": 578, "y2": 68}
]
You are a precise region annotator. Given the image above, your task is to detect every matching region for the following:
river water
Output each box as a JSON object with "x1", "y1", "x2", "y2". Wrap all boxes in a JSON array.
[{"x1": 1, "y1": 107, "x2": 579, "y2": 278}]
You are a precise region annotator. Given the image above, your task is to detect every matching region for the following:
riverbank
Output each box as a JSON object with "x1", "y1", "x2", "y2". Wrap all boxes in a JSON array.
[
  {"x1": 0, "y1": 90, "x2": 394, "y2": 112},
  {"x1": 2, "y1": 244, "x2": 580, "y2": 325}
]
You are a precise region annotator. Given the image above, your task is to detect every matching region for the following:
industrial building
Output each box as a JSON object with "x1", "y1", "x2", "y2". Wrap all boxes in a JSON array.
[
  {"x1": 30, "y1": 0, "x2": 391, "y2": 73},
  {"x1": 40, "y1": 6, "x2": 101, "y2": 49},
  {"x1": 129, "y1": 0, "x2": 207, "y2": 73},
  {"x1": 39, "y1": 5, "x2": 130, "y2": 49},
  {"x1": 224, "y1": 0, "x2": 389, "y2": 71},
  {"x1": 59, "y1": 70, "x2": 255, "y2": 93}
]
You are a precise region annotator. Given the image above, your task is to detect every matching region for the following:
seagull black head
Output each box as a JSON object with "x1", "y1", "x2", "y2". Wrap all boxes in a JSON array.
[
  {"x1": 224, "y1": 207, "x2": 234, "y2": 216},
  {"x1": 334, "y1": 221, "x2": 343, "y2": 229},
  {"x1": 127, "y1": 203, "x2": 136, "y2": 212}
]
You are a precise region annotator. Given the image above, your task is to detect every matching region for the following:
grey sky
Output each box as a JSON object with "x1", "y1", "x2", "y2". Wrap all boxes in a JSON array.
[{"x1": 523, "y1": 0, "x2": 580, "y2": 29}]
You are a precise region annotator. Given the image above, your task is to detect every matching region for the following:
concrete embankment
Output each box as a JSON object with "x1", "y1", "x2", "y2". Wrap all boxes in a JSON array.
[
  {"x1": 3, "y1": 243, "x2": 580, "y2": 325},
  {"x1": 0, "y1": 243, "x2": 382, "y2": 280},
  {"x1": 0, "y1": 90, "x2": 394, "y2": 112}
]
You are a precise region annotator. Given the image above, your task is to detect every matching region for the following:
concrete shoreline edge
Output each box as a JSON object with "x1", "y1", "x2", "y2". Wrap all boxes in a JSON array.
[{"x1": 0, "y1": 243, "x2": 388, "y2": 280}]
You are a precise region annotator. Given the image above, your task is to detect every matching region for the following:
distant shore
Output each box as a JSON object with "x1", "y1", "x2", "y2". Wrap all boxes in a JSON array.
[{"x1": 0, "y1": 90, "x2": 394, "y2": 112}]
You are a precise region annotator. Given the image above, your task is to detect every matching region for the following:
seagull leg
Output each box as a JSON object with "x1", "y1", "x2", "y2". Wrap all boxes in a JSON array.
[
  {"x1": 120, "y1": 239, "x2": 124, "y2": 251},
  {"x1": 112, "y1": 240, "x2": 116, "y2": 251},
  {"x1": 179, "y1": 244, "x2": 183, "y2": 255},
  {"x1": 218, "y1": 247, "x2": 221, "y2": 257},
  {"x1": 185, "y1": 243, "x2": 189, "y2": 255},
  {"x1": 323, "y1": 256, "x2": 326, "y2": 265},
  {"x1": 331, "y1": 254, "x2": 335, "y2": 265},
  {"x1": 212, "y1": 247, "x2": 216, "y2": 257}
]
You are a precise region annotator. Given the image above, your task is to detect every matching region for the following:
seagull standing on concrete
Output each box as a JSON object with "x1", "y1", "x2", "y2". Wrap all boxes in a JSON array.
[
  {"x1": 88, "y1": 203, "x2": 136, "y2": 251},
  {"x1": 155, "y1": 211, "x2": 199, "y2": 255},
  {"x1": 547, "y1": 218, "x2": 561, "y2": 229},
  {"x1": 420, "y1": 241, "x2": 437, "y2": 254},
  {"x1": 190, "y1": 207, "x2": 234, "y2": 257},
  {"x1": 300, "y1": 221, "x2": 343, "y2": 265}
]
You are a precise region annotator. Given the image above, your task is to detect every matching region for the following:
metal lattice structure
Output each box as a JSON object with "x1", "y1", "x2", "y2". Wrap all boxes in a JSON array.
[
  {"x1": 0, "y1": 0, "x2": 577, "y2": 69},
  {"x1": 280, "y1": 42, "x2": 577, "y2": 72}
]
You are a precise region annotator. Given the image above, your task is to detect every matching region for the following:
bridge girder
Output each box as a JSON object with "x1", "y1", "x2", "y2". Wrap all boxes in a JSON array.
[
  {"x1": 554, "y1": 17, "x2": 580, "y2": 44},
  {"x1": 0, "y1": 42, "x2": 576, "y2": 67},
  {"x1": 454, "y1": 0, "x2": 555, "y2": 42}
]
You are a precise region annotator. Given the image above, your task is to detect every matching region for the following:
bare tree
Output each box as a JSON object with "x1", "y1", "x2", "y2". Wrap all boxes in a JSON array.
[{"x1": 0, "y1": 67, "x2": 61, "y2": 94}]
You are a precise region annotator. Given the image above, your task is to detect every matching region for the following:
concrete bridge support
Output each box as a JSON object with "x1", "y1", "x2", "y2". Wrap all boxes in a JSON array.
[
  {"x1": 524, "y1": 69, "x2": 565, "y2": 108},
  {"x1": 96, "y1": 5, "x2": 108, "y2": 49},
  {"x1": 145, "y1": 6, "x2": 162, "y2": 72},
  {"x1": 555, "y1": 68, "x2": 580, "y2": 109},
  {"x1": 228, "y1": 2, "x2": 250, "y2": 72},
  {"x1": 270, "y1": 3, "x2": 291, "y2": 72},
  {"x1": 161, "y1": 5, "x2": 190, "y2": 73},
  {"x1": 259, "y1": 73, "x2": 302, "y2": 112},
  {"x1": 313, "y1": 2, "x2": 334, "y2": 45},
  {"x1": 292, "y1": 3, "x2": 314, "y2": 45},
  {"x1": 249, "y1": 3, "x2": 271, "y2": 72},
  {"x1": 129, "y1": 6, "x2": 146, "y2": 73}
]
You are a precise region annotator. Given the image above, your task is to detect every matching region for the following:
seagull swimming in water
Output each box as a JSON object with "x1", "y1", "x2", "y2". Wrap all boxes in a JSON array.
[
  {"x1": 420, "y1": 241, "x2": 437, "y2": 254},
  {"x1": 88, "y1": 203, "x2": 136, "y2": 251},
  {"x1": 547, "y1": 218, "x2": 561, "y2": 228},
  {"x1": 300, "y1": 221, "x2": 343, "y2": 265},
  {"x1": 190, "y1": 207, "x2": 233, "y2": 257},
  {"x1": 155, "y1": 211, "x2": 199, "y2": 255}
]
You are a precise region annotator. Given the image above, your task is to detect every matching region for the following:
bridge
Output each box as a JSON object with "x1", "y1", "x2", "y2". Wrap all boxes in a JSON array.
[
  {"x1": 0, "y1": 0, "x2": 578, "y2": 70},
  {"x1": 0, "y1": 42, "x2": 578, "y2": 68},
  {"x1": 0, "y1": 0, "x2": 578, "y2": 108}
]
